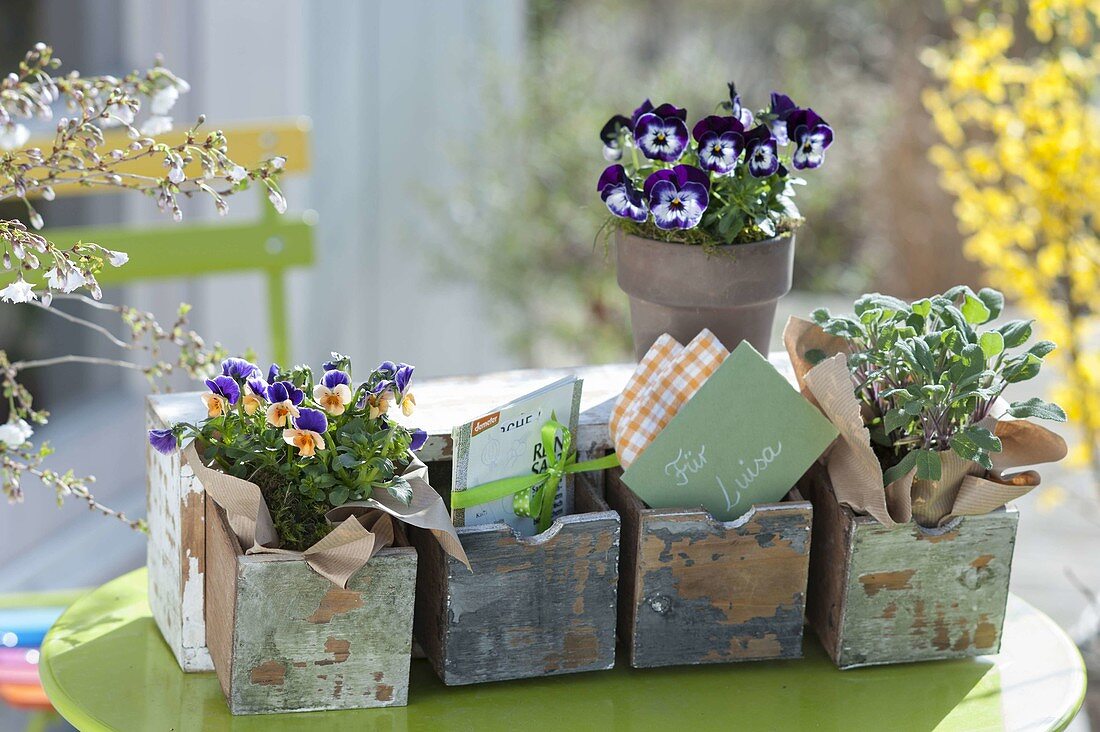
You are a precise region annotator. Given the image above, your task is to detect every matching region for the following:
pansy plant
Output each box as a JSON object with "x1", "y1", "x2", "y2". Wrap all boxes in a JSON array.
[
  {"x1": 809, "y1": 286, "x2": 1066, "y2": 484},
  {"x1": 148, "y1": 353, "x2": 430, "y2": 550},
  {"x1": 598, "y1": 82, "x2": 834, "y2": 246}
]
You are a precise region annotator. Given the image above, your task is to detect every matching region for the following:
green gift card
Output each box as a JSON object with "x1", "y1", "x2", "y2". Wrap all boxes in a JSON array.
[{"x1": 621, "y1": 342, "x2": 838, "y2": 521}]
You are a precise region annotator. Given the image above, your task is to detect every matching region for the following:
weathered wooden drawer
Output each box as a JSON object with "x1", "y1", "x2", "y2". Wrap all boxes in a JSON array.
[
  {"x1": 604, "y1": 468, "x2": 812, "y2": 668},
  {"x1": 410, "y1": 471, "x2": 620, "y2": 685},
  {"x1": 205, "y1": 497, "x2": 418, "y2": 714},
  {"x1": 801, "y1": 464, "x2": 1018, "y2": 669}
]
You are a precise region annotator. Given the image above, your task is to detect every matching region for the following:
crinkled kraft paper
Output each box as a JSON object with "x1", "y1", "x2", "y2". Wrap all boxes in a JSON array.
[{"x1": 184, "y1": 444, "x2": 470, "y2": 586}]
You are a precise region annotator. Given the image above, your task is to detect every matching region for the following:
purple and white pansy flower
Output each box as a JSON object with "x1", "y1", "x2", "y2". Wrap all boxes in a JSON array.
[
  {"x1": 633, "y1": 103, "x2": 689, "y2": 162},
  {"x1": 644, "y1": 165, "x2": 710, "y2": 230},
  {"x1": 692, "y1": 116, "x2": 745, "y2": 175},
  {"x1": 410, "y1": 428, "x2": 428, "y2": 451},
  {"x1": 726, "y1": 83, "x2": 754, "y2": 128},
  {"x1": 768, "y1": 92, "x2": 798, "y2": 145},
  {"x1": 786, "y1": 108, "x2": 834, "y2": 170},
  {"x1": 220, "y1": 357, "x2": 260, "y2": 382},
  {"x1": 744, "y1": 125, "x2": 780, "y2": 178},
  {"x1": 600, "y1": 114, "x2": 631, "y2": 162},
  {"x1": 598, "y1": 164, "x2": 648, "y2": 222},
  {"x1": 148, "y1": 428, "x2": 179, "y2": 455}
]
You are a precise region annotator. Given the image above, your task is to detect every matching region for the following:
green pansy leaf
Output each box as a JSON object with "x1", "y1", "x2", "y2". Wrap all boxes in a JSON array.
[
  {"x1": 911, "y1": 298, "x2": 932, "y2": 317},
  {"x1": 328, "y1": 486, "x2": 350, "y2": 506},
  {"x1": 386, "y1": 477, "x2": 413, "y2": 505},
  {"x1": 979, "y1": 331, "x2": 1004, "y2": 360},
  {"x1": 1007, "y1": 397, "x2": 1067, "y2": 422}
]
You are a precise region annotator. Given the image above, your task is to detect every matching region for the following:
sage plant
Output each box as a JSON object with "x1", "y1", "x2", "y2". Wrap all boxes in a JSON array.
[{"x1": 811, "y1": 286, "x2": 1066, "y2": 483}]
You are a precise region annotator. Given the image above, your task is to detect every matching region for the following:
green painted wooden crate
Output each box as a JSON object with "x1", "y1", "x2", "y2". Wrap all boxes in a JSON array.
[
  {"x1": 802, "y1": 464, "x2": 1018, "y2": 669},
  {"x1": 204, "y1": 497, "x2": 417, "y2": 714}
]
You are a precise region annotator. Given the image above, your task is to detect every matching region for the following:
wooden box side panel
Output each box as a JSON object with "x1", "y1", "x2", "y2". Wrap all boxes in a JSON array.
[
  {"x1": 838, "y1": 508, "x2": 1018, "y2": 668},
  {"x1": 630, "y1": 499, "x2": 812, "y2": 668},
  {"x1": 204, "y1": 497, "x2": 240, "y2": 704},
  {"x1": 604, "y1": 469, "x2": 644, "y2": 658},
  {"x1": 147, "y1": 400, "x2": 211, "y2": 672},
  {"x1": 434, "y1": 482, "x2": 621, "y2": 685},
  {"x1": 225, "y1": 547, "x2": 417, "y2": 714},
  {"x1": 800, "y1": 463, "x2": 855, "y2": 664},
  {"x1": 410, "y1": 518, "x2": 449, "y2": 681}
]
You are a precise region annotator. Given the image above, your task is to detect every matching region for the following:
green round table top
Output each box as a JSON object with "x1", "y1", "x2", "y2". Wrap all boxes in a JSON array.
[{"x1": 40, "y1": 569, "x2": 1085, "y2": 731}]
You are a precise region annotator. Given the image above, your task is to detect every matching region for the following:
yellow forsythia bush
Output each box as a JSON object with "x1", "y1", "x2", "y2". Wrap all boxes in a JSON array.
[{"x1": 923, "y1": 0, "x2": 1100, "y2": 481}]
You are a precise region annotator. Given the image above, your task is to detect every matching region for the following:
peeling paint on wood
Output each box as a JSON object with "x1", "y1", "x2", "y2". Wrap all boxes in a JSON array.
[
  {"x1": 411, "y1": 469, "x2": 619, "y2": 685},
  {"x1": 801, "y1": 464, "x2": 1017, "y2": 669},
  {"x1": 205, "y1": 498, "x2": 416, "y2": 714},
  {"x1": 605, "y1": 468, "x2": 812, "y2": 668},
  {"x1": 147, "y1": 394, "x2": 213, "y2": 673}
]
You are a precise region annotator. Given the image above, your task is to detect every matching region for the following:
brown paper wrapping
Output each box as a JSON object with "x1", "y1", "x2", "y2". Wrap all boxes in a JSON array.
[
  {"x1": 184, "y1": 444, "x2": 470, "y2": 587},
  {"x1": 783, "y1": 316, "x2": 1068, "y2": 527}
]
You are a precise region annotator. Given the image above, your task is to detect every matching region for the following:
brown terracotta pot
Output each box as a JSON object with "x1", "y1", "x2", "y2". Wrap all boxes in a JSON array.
[{"x1": 615, "y1": 231, "x2": 795, "y2": 360}]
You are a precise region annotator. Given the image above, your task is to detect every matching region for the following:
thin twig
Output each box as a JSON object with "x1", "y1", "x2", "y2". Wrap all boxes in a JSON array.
[
  {"x1": 28, "y1": 300, "x2": 133, "y2": 349},
  {"x1": 10, "y1": 354, "x2": 144, "y2": 371}
]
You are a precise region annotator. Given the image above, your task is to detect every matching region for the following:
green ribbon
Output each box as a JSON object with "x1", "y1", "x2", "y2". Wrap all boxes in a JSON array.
[{"x1": 450, "y1": 418, "x2": 620, "y2": 534}]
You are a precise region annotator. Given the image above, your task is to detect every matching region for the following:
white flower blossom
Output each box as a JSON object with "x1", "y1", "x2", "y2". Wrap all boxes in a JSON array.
[
  {"x1": 46, "y1": 266, "x2": 87, "y2": 293},
  {"x1": 0, "y1": 277, "x2": 37, "y2": 303},
  {"x1": 269, "y1": 156, "x2": 286, "y2": 171},
  {"x1": 267, "y1": 189, "x2": 287, "y2": 214},
  {"x1": 150, "y1": 85, "x2": 179, "y2": 116},
  {"x1": 105, "y1": 249, "x2": 129, "y2": 267},
  {"x1": 167, "y1": 165, "x2": 185, "y2": 184},
  {"x1": 0, "y1": 123, "x2": 30, "y2": 151},
  {"x1": 140, "y1": 115, "x2": 173, "y2": 136},
  {"x1": 0, "y1": 419, "x2": 34, "y2": 448},
  {"x1": 227, "y1": 164, "x2": 247, "y2": 183},
  {"x1": 102, "y1": 102, "x2": 135, "y2": 128}
]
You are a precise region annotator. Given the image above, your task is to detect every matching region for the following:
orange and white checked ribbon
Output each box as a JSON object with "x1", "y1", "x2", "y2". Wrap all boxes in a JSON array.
[{"x1": 612, "y1": 329, "x2": 729, "y2": 467}]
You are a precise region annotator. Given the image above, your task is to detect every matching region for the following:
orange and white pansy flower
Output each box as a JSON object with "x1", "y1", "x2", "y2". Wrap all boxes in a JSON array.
[
  {"x1": 242, "y1": 378, "x2": 267, "y2": 416},
  {"x1": 264, "y1": 380, "x2": 304, "y2": 427},
  {"x1": 201, "y1": 376, "x2": 240, "y2": 418},
  {"x1": 400, "y1": 390, "x2": 416, "y2": 417},
  {"x1": 282, "y1": 408, "x2": 328, "y2": 457},
  {"x1": 313, "y1": 370, "x2": 353, "y2": 416},
  {"x1": 367, "y1": 388, "x2": 392, "y2": 419}
]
